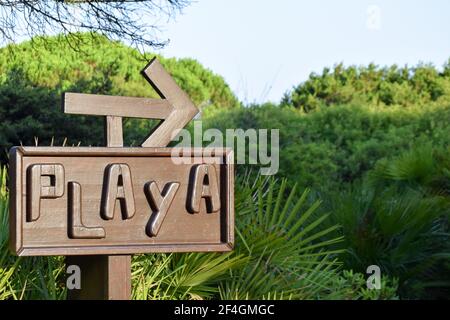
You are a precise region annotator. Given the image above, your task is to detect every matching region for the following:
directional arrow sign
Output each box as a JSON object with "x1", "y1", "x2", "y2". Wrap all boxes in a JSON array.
[
  {"x1": 9, "y1": 57, "x2": 234, "y2": 257},
  {"x1": 63, "y1": 57, "x2": 199, "y2": 147}
]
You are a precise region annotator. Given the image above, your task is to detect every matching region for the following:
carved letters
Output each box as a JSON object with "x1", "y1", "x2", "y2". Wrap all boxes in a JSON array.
[
  {"x1": 188, "y1": 164, "x2": 221, "y2": 214},
  {"x1": 101, "y1": 164, "x2": 135, "y2": 220},
  {"x1": 68, "y1": 182, "x2": 105, "y2": 239},
  {"x1": 26, "y1": 162, "x2": 221, "y2": 239},
  {"x1": 27, "y1": 164, "x2": 64, "y2": 222},
  {"x1": 144, "y1": 181, "x2": 180, "y2": 237}
]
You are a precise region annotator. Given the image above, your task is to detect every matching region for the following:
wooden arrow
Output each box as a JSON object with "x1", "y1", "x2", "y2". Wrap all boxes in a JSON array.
[
  {"x1": 140, "y1": 58, "x2": 199, "y2": 147},
  {"x1": 62, "y1": 57, "x2": 198, "y2": 148}
]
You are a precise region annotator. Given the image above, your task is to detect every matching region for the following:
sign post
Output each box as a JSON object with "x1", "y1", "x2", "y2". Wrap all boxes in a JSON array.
[{"x1": 9, "y1": 58, "x2": 234, "y2": 300}]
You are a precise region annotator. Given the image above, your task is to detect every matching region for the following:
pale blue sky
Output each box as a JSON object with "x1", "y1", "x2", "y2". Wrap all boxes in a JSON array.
[{"x1": 158, "y1": 0, "x2": 450, "y2": 104}]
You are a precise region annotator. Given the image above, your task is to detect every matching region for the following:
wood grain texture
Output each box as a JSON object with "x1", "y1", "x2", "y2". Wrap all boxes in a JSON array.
[
  {"x1": 9, "y1": 147, "x2": 234, "y2": 256},
  {"x1": 106, "y1": 255, "x2": 131, "y2": 300},
  {"x1": 8, "y1": 147, "x2": 21, "y2": 254},
  {"x1": 105, "y1": 116, "x2": 123, "y2": 147}
]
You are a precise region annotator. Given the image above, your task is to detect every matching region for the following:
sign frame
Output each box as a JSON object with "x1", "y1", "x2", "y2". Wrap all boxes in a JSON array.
[{"x1": 9, "y1": 146, "x2": 234, "y2": 256}]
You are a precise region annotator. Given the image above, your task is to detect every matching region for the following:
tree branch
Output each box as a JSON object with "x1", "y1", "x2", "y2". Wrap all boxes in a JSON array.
[{"x1": 0, "y1": 0, "x2": 190, "y2": 51}]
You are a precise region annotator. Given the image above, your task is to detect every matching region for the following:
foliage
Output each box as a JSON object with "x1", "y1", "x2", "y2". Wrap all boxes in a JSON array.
[
  {"x1": 201, "y1": 84, "x2": 450, "y2": 300},
  {"x1": 0, "y1": 33, "x2": 240, "y2": 161},
  {"x1": 369, "y1": 144, "x2": 450, "y2": 196},
  {"x1": 0, "y1": 161, "x2": 245, "y2": 300},
  {"x1": 317, "y1": 145, "x2": 450, "y2": 299},
  {"x1": 326, "y1": 270, "x2": 398, "y2": 300},
  {"x1": 220, "y1": 174, "x2": 345, "y2": 299},
  {"x1": 0, "y1": 1, "x2": 190, "y2": 50},
  {"x1": 2, "y1": 166, "x2": 379, "y2": 300},
  {"x1": 1, "y1": 34, "x2": 449, "y2": 300},
  {"x1": 132, "y1": 252, "x2": 246, "y2": 300},
  {"x1": 202, "y1": 102, "x2": 450, "y2": 190},
  {"x1": 0, "y1": 166, "x2": 66, "y2": 300},
  {"x1": 282, "y1": 61, "x2": 450, "y2": 112}
]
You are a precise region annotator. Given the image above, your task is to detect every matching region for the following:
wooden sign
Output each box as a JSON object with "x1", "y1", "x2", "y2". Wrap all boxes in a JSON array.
[
  {"x1": 8, "y1": 57, "x2": 235, "y2": 299},
  {"x1": 9, "y1": 147, "x2": 234, "y2": 256}
]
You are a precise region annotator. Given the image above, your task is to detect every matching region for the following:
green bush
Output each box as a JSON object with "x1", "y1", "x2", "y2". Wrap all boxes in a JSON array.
[
  {"x1": 282, "y1": 62, "x2": 450, "y2": 112},
  {"x1": 317, "y1": 145, "x2": 450, "y2": 299},
  {"x1": 202, "y1": 103, "x2": 450, "y2": 190},
  {"x1": 326, "y1": 270, "x2": 398, "y2": 300},
  {"x1": 220, "y1": 175, "x2": 344, "y2": 299}
]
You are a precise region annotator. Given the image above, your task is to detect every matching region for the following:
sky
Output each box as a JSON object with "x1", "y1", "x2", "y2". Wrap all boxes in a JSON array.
[{"x1": 157, "y1": 0, "x2": 450, "y2": 104}]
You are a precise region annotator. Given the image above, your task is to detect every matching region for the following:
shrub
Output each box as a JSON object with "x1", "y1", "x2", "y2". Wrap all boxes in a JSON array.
[
  {"x1": 202, "y1": 103, "x2": 450, "y2": 190},
  {"x1": 317, "y1": 145, "x2": 450, "y2": 299},
  {"x1": 282, "y1": 61, "x2": 450, "y2": 112},
  {"x1": 325, "y1": 270, "x2": 398, "y2": 300}
]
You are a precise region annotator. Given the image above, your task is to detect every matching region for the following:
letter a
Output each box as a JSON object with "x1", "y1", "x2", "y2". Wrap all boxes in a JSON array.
[
  {"x1": 66, "y1": 265, "x2": 81, "y2": 290},
  {"x1": 188, "y1": 164, "x2": 221, "y2": 213},
  {"x1": 101, "y1": 164, "x2": 135, "y2": 220}
]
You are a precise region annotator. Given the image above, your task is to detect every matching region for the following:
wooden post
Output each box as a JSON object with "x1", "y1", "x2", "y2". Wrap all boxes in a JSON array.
[
  {"x1": 67, "y1": 115, "x2": 131, "y2": 300},
  {"x1": 66, "y1": 255, "x2": 131, "y2": 300}
]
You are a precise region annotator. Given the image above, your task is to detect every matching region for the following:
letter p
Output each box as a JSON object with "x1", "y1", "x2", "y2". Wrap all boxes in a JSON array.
[{"x1": 27, "y1": 164, "x2": 64, "y2": 222}]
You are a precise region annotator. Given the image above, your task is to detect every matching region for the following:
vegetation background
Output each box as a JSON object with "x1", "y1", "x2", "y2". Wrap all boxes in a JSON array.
[{"x1": 0, "y1": 34, "x2": 449, "y2": 300}]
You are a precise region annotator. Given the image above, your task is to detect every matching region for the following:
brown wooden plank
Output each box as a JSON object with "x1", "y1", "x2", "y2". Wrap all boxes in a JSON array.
[
  {"x1": 25, "y1": 244, "x2": 232, "y2": 256},
  {"x1": 14, "y1": 146, "x2": 228, "y2": 157},
  {"x1": 63, "y1": 93, "x2": 173, "y2": 119},
  {"x1": 14, "y1": 57, "x2": 233, "y2": 301},
  {"x1": 13, "y1": 147, "x2": 230, "y2": 159},
  {"x1": 106, "y1": 255, "x2": 131, "y2": 300},
  {"x1": 105, "y1": 116, "x2": 123, "y2": 147}
]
